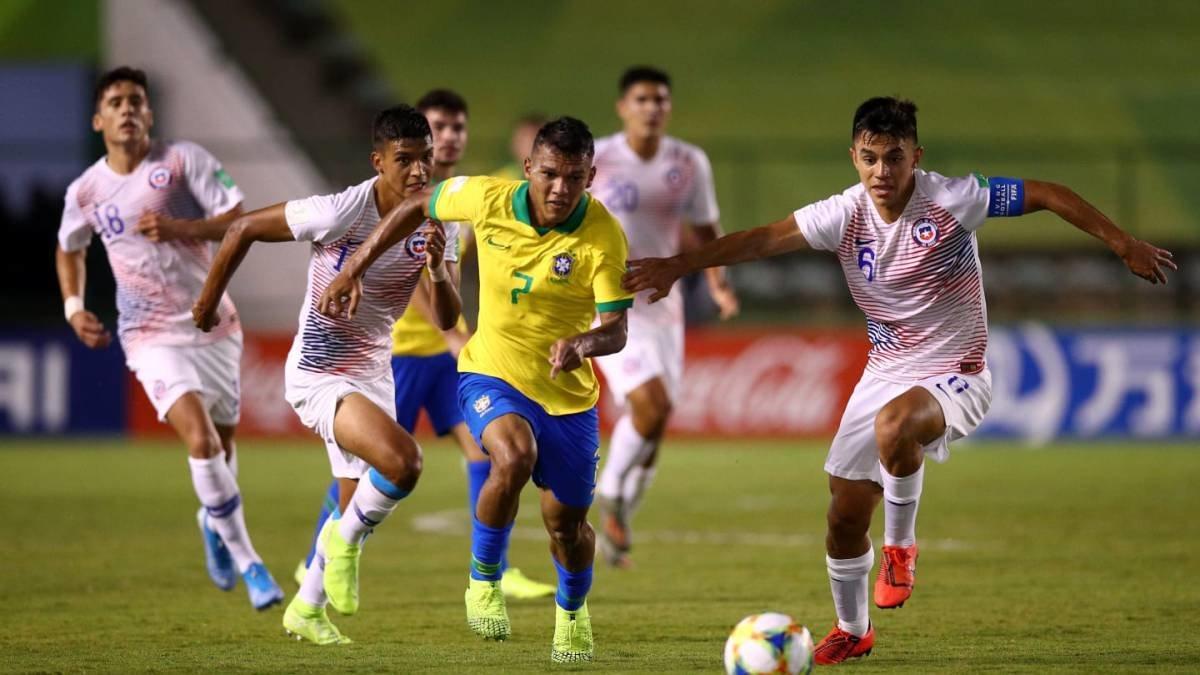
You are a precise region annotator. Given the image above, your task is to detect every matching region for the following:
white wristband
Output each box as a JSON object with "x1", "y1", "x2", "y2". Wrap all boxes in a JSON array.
[
  {"x1": 64, "y1": 295, "x2": 85, "y2": 322},
  {"x1": 428, "y1": 262, "x2": 449, "y2": 283}
]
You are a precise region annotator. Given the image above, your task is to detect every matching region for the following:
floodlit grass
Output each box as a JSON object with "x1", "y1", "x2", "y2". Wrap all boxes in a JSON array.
[{"x1": 2, "y1": 438, "x2": 1198, "y2": 672}]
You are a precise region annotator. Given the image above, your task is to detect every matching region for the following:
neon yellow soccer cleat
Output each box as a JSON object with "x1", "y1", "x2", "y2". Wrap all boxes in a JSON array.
[
  {"x1": 282, "y1": 597, "x2": 352, "y2": 646},
  {"x1": 501, "y1": 567, "x2": 556, "y2": 600},
  {"x1": 465, "y1": 577, "x2": 511, "y2": 640},
  {"x1": 320, "y1": 519, "x2": 361, "y2": 615},
  {"x1": 551, "y1": 601, "x2": 593, "y2": 663},
  {"x1": 293, "y1": 559, "x2": 307, "y2": 587}
]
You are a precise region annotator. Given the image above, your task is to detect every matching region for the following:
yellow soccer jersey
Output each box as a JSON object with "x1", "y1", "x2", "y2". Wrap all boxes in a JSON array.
[
  {"x1": 390, "y1": 229, "x2": 470, "y2": 357},
  {"x1": 429, "y1": 176, "x2": 633, "y2": 415}
]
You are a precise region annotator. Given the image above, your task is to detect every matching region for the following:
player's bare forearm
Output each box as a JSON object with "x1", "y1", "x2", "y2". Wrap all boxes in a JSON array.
[
  {"x1": 573, "y1": 310, "x2": 628, "y2": 359},
  {"x1": 1024, "y1": 180, "x2": 1177, "y2": 284},
  {"x1": 626, "y1": 215, "x2": 804, "y2": 302},
  {"x1": 427, "y1": 262, "x2": 463, "y2": 331},
  {"x1": 56, "y1": 245, "x2": 112, "y2": 347},
  {"x1": 548, "y1": 310, "x2": 627, "y2": 379},
  {"x1": 194, "y1": 203, "x2": 293, "y2": 329},
  {"x1": 55, "y1": 246, "x2": 87, "y2": 299},
  {"x1": 691, "y1": 222, "x2": 740, "y2": 318},
  {"x1": 684, "y1": 216, "x2": 807, "y2": 270},
  {"x1": 341, "y1": 188, "x2": 433, "y2": 279},
  {"x1": 690, "y1": 223, "x2": 730, "y2": 287},
  {"x1": 185, "y1": 205, "x2": 244, "y2": 241},
  {"x1": 1023, "y1": 181, "x2": 1132, "y2": 251}
]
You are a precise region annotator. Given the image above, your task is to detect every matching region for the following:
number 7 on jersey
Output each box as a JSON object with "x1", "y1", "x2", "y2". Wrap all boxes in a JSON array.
[{"x1": 511, "y1": 272, "x2": 533, "y2": 304}]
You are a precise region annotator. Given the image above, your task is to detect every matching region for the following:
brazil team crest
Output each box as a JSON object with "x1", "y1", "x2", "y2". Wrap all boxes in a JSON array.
[
  {"x1": 148, "y1": 166, "x2": 172, "y2": 190},
  {"x1": 405, "y1": 231, "x2": 429, "y2": 259},
  {"x1": 473, "y1": 394, "x2": 492, "y2": 415},
  {"x1": 551, "y1": 252, "x2": 575, "y2": 279},
  {"x1": 911, "y1": 217, "x2": 940, "y2": 248}
]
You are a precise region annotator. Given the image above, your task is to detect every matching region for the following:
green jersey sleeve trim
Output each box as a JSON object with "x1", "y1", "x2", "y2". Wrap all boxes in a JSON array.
[{"x1": 595, "y1": 298, "x2": 633, "y2": 313}]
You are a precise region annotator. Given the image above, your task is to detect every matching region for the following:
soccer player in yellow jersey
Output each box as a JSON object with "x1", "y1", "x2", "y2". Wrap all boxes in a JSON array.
[
  {"x1": 319, "y1": 117, "x2": 631, "y2": 662},
  {"x1": 295, "y1": 90, "x2": 555, "y2": 599}
]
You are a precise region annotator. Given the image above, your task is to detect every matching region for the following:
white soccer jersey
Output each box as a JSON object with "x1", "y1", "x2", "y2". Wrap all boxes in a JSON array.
[
  {"x1": 795, "y1": 169, "x2": 996, "y2": 382},
  {"x1": 58, "y1": 140, "x2": 245, "y2": 352},
  {"x1": 592, "y1": 133, "x2": 719, "y2": 325},
  {"x1": 284, "y1": 177, "x2": 459, "y2": 380}
]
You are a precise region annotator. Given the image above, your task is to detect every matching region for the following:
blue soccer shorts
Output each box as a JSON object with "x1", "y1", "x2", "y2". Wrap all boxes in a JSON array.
[
  {"x1": 457, "y1": 372, "x2": 600, "y2": 508},
  {"x1": 391, "y1": 352, "x2": 464, "y2": 436}
]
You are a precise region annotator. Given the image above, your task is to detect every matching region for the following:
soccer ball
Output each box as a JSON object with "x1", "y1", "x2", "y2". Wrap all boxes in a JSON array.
[{"x1": 723, "y1": 612, "x2": 813, "y2": 675}]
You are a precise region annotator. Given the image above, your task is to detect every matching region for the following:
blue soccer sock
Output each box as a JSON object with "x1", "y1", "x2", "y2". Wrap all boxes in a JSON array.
[
  {"x1": 470, "y1": 516, "x2": 513, "y2": 582},
  {"x1": 552, "y1": 556, "x2": 592, "y2": 611},
  {"x1": 304, "y1": 479, "x2": 340, "y2": 567},
  {"x1": 466, "y1": 460, "x2": 510, "y2": 573}
]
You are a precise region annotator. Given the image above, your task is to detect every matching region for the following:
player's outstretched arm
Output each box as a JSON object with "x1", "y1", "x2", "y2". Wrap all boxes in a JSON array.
[
  {"x1": 624, "y1": 215, "x2": 810, "y2": 303},
  {"x1": 1023, "y1": 180, "x2": 1176, "y2": 285},
  {"x1": 135, "y1": 205, "x2": 244, "y2": 242},
  {"x1": 192, "y1": 203, "x2": 295, "y2": 331},
  {"x1": 690, "y1": 222, "x2": 740, "y2": 320},
  {"x1": 548, "y1": 310, "x2": 628, "y2": 380},
  {"x1": 55, "y1": 245, "x2": 112, "y2": 349},
  {"x1": 318, "y1": 187, "x2": 434, "y2": 319},
  {"x1": 421, "y1": 220, "x2": 462, "y2": 330}
]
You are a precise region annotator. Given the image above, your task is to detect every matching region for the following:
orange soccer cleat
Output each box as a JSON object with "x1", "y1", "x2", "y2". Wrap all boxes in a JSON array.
[
  {"x1": 874, "y1": 544, "x2": 918, "y2": 609},
  {"x1": 813, "y1": 623, "x2": 875, "y2": 665}
]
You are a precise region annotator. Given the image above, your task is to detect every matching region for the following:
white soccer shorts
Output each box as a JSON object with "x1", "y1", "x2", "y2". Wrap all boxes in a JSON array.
[
  {"x1": 595, "y1": 317, "x2": 683, "y2": 402},
  {"x1": 126, "y1": 331, "x2": 242, "y2": 426},
  {"x1": 825, "y1": 368, "x2": 993, "y2": 484},
  {"x1": 284, "y1": 366, "x2": 395, "y2": 479}
]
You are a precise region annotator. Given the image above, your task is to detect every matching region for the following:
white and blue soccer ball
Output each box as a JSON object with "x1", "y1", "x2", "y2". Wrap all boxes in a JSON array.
[{"x1": 723, "y1": 612, "x2": 814, "y2": 675}]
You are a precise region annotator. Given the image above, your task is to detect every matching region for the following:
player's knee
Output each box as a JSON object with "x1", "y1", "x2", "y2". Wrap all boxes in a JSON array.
[
  {"x1": 874, "y1": 406, "x2": 919, "y2": 462},
  {"x1": 547, "y1": 518, "x2": 591, "y2": 551},
  {"x1": 633, "y1": 396, "x2": 672, "y2": 439},
  {"x1": 183, "y1": 429, "x2": 223, "y2": 460},
  {"x1": 826, "y1": 503, "x2": 870, "y2": 542},
  {"x1": 376, "y1": 439, "x2": 423, "y2": 491},
  {"x1": 489, "y1": 438, "x2": 536, "y2": 484}
]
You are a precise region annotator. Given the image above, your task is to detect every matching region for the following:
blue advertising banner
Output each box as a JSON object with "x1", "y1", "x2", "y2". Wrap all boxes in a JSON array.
[
  {"x1": 980, "y1": 325, "x2": 1199, "y2": 442},
  {"x1": 0, "y1": 329, "x2": 127, "y2": 435}
]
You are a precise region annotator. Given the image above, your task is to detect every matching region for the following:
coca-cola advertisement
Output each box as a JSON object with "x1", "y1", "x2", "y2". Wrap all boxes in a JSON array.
[{"x1": 600, "y1": 329, "x2": 870, "y2": 437}]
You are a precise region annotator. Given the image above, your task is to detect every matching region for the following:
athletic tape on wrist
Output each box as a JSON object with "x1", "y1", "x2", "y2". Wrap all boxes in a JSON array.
[{"x1": 64, "y1": 295, "x2": 85, "y2": 322}]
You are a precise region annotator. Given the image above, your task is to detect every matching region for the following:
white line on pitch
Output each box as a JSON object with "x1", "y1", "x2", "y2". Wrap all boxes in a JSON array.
[{"x1": 410, "y1": 509, "x2": 974, "y2": 551}]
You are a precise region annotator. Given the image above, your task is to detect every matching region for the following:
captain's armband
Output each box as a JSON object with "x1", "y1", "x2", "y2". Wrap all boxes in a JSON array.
[{"x1": 987, "y1": 177, "x2": 1024, "y2": 217}]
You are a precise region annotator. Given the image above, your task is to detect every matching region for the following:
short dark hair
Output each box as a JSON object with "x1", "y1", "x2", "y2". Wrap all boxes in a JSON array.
[
  {"x1": 532, "y1": 117, "x2": 594, "y2": 159},
  {"x1": 852, "y1": 97, "x2": 918, "y2": 143},
  {"x1": 94, "y1": 66, "x2": 149, "y2": 108},
  {"x1": 372, "y1": 104, "x2": 432, "y2": 147},
  {"x1": 415, "y1": 88, "x2": 468, "y2": 117},
  {"x1": 619, "y1": 66, "x2": 671, "y2": 93}
]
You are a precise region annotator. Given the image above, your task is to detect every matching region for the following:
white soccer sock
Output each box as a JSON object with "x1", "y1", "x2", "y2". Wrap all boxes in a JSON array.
[
  {"x1": 597, "y1": 414, "x2": 654, "y2": 500},
  {"x1": 337, "y1": 471, "x2": 405, "y2": 545},
  {"x1": 297, "y1": 552, "x2": 328, "y2": 607},
  {"x1": 881, "y1": 462, "x2": 924, "y2": 548},
  {"x1": 188, "y1": 455, "x2": 262, "y2": 573},
  {"x1": 621, "y1": 465, "x2": 657, "y2": 520},
  {"x1": 827, "y1": 548, "x2": 874, "y2": 637}
]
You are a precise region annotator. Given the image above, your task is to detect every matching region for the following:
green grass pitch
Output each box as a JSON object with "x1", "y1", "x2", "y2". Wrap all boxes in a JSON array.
[{"x1": 2, "y1": 439, "x2": 1198, "y2": 672}]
